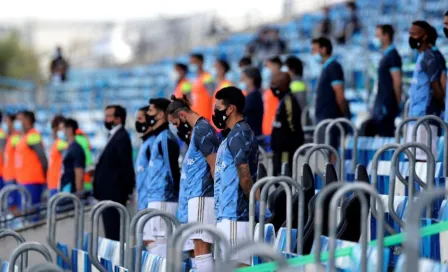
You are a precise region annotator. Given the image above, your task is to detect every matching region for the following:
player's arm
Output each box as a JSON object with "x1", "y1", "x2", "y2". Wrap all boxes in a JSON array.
[
  {"x1": 197, "y1": 126, "x2": 220, "y2": 179},
  {"x1": 206, "y1": 153, "x2": 217, "y2": 179},
  {"x1": 332, "y1": 83, "x2": 346, "y2": 116},
  {"x1": 390, "y1": 69, "x2": 402, "y2": 105},
  {"x1": 236, "y1": 163, "x2": 258, "y2": 200},
  {"x1": 74, "y1": 147, "x2": 86, "y2": 193}
]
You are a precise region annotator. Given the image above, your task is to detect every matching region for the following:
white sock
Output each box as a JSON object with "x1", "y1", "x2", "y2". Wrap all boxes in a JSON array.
[
  {"x1": 190, "y1": 257, "x2": 197, "y2": 269},
  {"x1": 148, "y1": 242, "x2": 167, "y2": 258},
  {"x1": 195, "y1": 253, "x2": 213, "y2": 272}
]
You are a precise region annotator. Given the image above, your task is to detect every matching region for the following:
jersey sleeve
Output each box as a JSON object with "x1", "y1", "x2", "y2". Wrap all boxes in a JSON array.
[
  {"x1": 194, "y1": 123, "x2": 219, "y2": 157},
  {"x1": 228, "y1": 131, "x2": 250, "y2": 166},
  {"x1": 73, "y1": 145, "x2": 86, "y2": 169},
  {"x1": 329, "y1": 63, "x2": 344, "y2": 86},
  {"x1": 389, "y1": 52, "x2": 402, "y2": 72},
  {"x1": 422, "y1": 52, "x2": 441, "y2": 83}
]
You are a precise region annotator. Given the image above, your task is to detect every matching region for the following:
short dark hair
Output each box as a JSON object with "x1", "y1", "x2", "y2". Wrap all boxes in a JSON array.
[
  {"x1": 238, "y1": 56, "x2": 252, "y2": 67},
  {"x1": 377, "y1": 24, "x2": 395, "y2": 41},
  {"x1": 6, "y1": 113, "x2": 15, "y2": 122},
  {"x1": 412, "y1": 20, "x2": 432, "y2": 35},
  {"x1": 311, "y1": 38, "x2": 320, "y2": 45},
  {"x1": 285, "y1": 56, "x2": 303, "y2": 77},
  {"x1": 166, "y1": 95, "x2": 192, "y2": 118},
  {"x1": 445, "y1": 10, "x2": 448, "y2": 16},
  {"x1": 106, "y1": 105, "x2": 127, "y2": 125},
  {"x1": 149, "y1": 98, "x2": 171, "y2": 112},
  {"x1": 428, "y1": 25, "x2": 438, "y2": 45},
  {"x1": 190, "y1": 53, "x2": 204, "y2": 63},
  {"x1": 175, "y1": 63, "x2": 188, "y2": 73},
  {"x1": 267, "y1": 56, "x2": 283, "y2": 67},
  {"x1": 138, "y1": 106, "x2": 150, "y2": 121},
  {"x1": 217, "y1": 59, "x2": 230, "y2": 74},
  {"x1": 64, "y1": 118, "x2": 79, "y2": 134},
  {"x1": 0, "y1": 110, "x2": 2, "y2": 122},
  {"x1": 215, "y1": 86, "x2": 245, "y2": 113},
  {"x1": 347, "y1": 1, "x2": 356, "y2": 10},
  {"x1": 242, "y1": 67, "x2": 262, "y2": 88},
  {"x1": 21, "y1": 110, "x2": 35, "y2": 125},
  {"x1": 316, "y1": 37, "x2": 333, "y2": 55},
  {"x1": 51, "y1": 115, "x2": 65, "y2": 129}
]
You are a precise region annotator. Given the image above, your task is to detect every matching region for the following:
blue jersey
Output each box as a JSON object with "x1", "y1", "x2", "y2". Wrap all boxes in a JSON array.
[
  {"x1": 214, "y1": 121, "x2": 258, "y2": 222},
  {"x1": 135, "y1": 135, "x2": 155, "y2": 210},
  {"x1": 409, "y1": 49, "x2": 441, "y2": 117},
  {"x1": 177, "y1": 118, "x2": 219, "y2": 223},
  {"x1": 146, "y1": 129, "x2": 179, "y2": 202}
]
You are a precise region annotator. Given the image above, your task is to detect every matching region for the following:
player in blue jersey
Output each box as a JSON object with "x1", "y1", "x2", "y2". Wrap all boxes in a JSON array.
[
  {"x1": 143, "y1": 98, "x2": 180, "y2": 257},
  {"x1": 212, "y1": 86, "x2": 259, "y2": 267},
  {"x1": 166, "y1": 95, "x2": 220, "y2": 271}
]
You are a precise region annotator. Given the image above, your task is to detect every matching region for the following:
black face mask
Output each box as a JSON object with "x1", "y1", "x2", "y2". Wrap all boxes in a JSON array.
[
  {"x1": 409, "y1": 36, "x2": 423, "y2": 49},
  {"x1": 104, "y1": 121, "x2": 114, "y2": 130},
  {"x1": 220, "y1": 128, "x2": 231, "y2": 139},
  {"x1": 135, "y1": 121, "x2": 149, "y2": 133},
  {"x1": 444, "y1": 28, "x2": 448, "y2": 38},
  {"x1": 212, "y1": 108, "x2": 228, "y2": 129},
  {"x1": 147, "y1": 114, "x2": 157, "y2": 127},
  {"x1": 176, "y1": 121, "x2": 191, "y2": 143},
  {"x1": 270, "y1": 87, "x2": 283, "y2": 98}
]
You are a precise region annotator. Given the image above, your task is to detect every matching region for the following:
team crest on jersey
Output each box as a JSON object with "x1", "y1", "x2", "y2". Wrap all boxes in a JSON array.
[
  {"x1": 216, "y1": 162, "x2": 226, "y2": 172},
  {"x1": 187, "y1": 158, "x2": 195, "y2": 166},
  {"x1": 148, "y1": 160, "x2": 154, "y2": 167}
]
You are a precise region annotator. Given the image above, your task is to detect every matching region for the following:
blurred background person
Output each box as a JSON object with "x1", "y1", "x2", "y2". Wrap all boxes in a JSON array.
[
  {"x1": 444, "y1": 10, "x2": 448, "y2": 123},
  {"x1": 47, "y1": 115, "x2": 67, "y2": 196},
  {"x1": 93, "y1": 105, "x2": 135, "y2": 240},
  {"x1": 49, "y1": 46, "x2": 69, "y2": 83},
  {"x1": 241, "y1": 66, "x2": 264, "y2": 139},
  {"x1": 0, "y1": 110, "x2": 5, "y2": 190},
  {"x1": 314, "y1": 37, "x2": 348, "y2": 149},
  {"x1": 262, "y1": 55, "x2": 283, "y2": 136},
  {"x1": 285, "y1": 56, "x2": 307, "y2": 110},
  {"x1": 58, "y1": 118, "x2": 85, "y2": 194},
  {"x1": 190, "y1": 53, "x2": 214, "y2": 121},
  {"x1": 270, "y1": 72, "x2": 304, "y2": 176},
  {"x1": 365, "y1": 24, "x2": 402, "y2": 137},
  {"x1": 318, "y1": 7, "x2": 332, "y2": 37},
  {"x1": 74, "y1": 124, "x2": 93, "y2": 192},
  {"x1": 337, "y1": 1, "x2": 361, "y2": 44},
  {"x1": 134, "y1": 106, "x2": 154, "y2": 211},
  {"x1": 15, "y1": 111, "x2": 48, "y2": 206},
  {"x1": 173, "y1": 63, "x2": 193, "y2": 100},
  {"x1": 238, "y1": 56, "x2": 252, "y2": 70},
  {"x1": 211, "y1": 59, "x2": 233, "y2": 118},
  {"x1": 2, "y1": 113, "x2": 20, "y2": 210}
]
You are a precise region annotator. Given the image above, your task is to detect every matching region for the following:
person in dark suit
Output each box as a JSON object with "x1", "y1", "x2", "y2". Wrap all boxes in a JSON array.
[{"x1": 93, "y1": 105, "x2": 135, "y2": 240}]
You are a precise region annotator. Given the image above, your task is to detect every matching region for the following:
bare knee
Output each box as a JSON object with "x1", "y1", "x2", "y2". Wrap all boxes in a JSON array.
[{"x1": 193, "y1": 239, "x2": 211, "y2": 256}]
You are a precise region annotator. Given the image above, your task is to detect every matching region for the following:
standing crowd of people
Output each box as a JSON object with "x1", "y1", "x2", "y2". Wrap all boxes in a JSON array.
[{"x1": 2, "y1": 6, "x2": 448, "y2": 271}]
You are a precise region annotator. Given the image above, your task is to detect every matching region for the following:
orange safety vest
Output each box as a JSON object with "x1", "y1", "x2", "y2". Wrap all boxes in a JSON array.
[
  {"x1": 262, "y1": 89, "x2": 279, "y2": 135},
  {"x1": 173, "y1": 78, "x2": 193, "y2": 98},
  {"x1": 15, "y1": 128, "x2": 46, "y2": 185},
  {"x1": 47, "y1": 139, "x2": 68, "y2": 190},
  {"x1": 3, "y1": 133, "x2": 20, "y2": 181},
  {"x1": 0, "y1": 129, "x2": 5, "y2": 177},
  {"x1": 191, "y1": 72, "x2": 214, "y2": 122},
  {"x1": 211, "y1": 79, "x2": 233, "y2": 116}
]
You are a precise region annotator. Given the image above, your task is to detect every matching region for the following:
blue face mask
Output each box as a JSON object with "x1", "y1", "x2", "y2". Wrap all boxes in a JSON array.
[
  {"x1": 238, "y1": 82, "x2": 247, "y2": 91},
  {"x1": 189, "y1": 64, "x2": 199, "y2": 73},
  {"x1": 13, "y1": 120, "x2": 23, "y2": 132},
  {"x1": 372, "y1": 37, "x2": 382, "y2": 49},
  {"x1": 313, "y1": 53, "x2": 323, "y2": 63},
  {"x1": 57, "y1": 130, "x2": 67, "y2": 141},
  {"x1": 262, "y1": 68, "x2": 272, "y2": 82},
  {"x1": 1, "y1": 123, "x2": 8, "y2": 134}
]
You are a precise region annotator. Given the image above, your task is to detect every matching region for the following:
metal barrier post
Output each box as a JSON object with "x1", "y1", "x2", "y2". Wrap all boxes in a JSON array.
[
  {"x1": 230, "y1": 242, "x2": 290, "y2": 271},
  {"x1": 8, "y1": 242, "x2": 53, "y2": 272},
  {"x1": 25, "y1": 263, "x2": 63, "y2": 272},
  {"x1": 303, "y1": 144, "x2": 341, "y2": 182},
  {"x1": 0, "y1": 185, "x2": 32, "y2": 226},
  {"x1": 0, "y1": 229, "x2": 27, "y2": 270}
]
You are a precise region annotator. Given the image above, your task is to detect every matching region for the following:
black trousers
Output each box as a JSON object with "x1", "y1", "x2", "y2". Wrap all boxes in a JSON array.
[
  {"x1": 272, "y1": 150, "x2": 294, "y2": 177},
  {"x1": 101, "y1": 199, "x2": 127, "y2": 241}
]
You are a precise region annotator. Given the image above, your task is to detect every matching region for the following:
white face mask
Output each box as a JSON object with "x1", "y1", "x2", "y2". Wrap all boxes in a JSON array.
[{"x1": 372, "y1": 37, "x2": 382, "y2": 48}]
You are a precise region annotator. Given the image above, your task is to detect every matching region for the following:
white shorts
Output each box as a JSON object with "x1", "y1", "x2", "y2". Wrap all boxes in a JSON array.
[
  {"x1": 143, "y1": 201, "x2": 178, "y2": 241},
  {"x1": 405, "y1": 124, "x2": 438, "y2": 161},
  {"x1": 187, "y1": 197, "x2": 216, "y2": 244},
  {"x1": 216, "y1": 219, "x2": 251, "y2": 265}
]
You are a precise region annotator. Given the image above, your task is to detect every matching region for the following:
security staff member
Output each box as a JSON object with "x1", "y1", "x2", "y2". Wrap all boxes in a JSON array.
[
  {"x1": 213, "y1": 86, "x2": 259, "y2": 267},
  {"x1": 241, "y1": 67, "x2": 264, "y2": 138},
  {"x1": 47, "y1": 115, "x2": 67, "y2": 196},
  {"x1": 211, "y1": 59, "x2": 233, "y2": 122},
  {"x1": 143, "y1": 98, "x2": 180, "y2": 257},
  {"x1": 74, "y1": 128, "x2": 93, "y2": 191},
  {"x1": 190, "y1": 54, "x2": 214, "y2": 122},
  {"x1": 285, "y1": 56, "x2": 307, "y2": 110},
  {"x1": 370, "y1": 24, "x2": 402, "y2": 137},
  {"x1": 2, "y1": 113, "x2": 20, "y2": 208},
  {"x1": 167, "y1": 96, "x2": 220, "y2": 271},
  {"x1": 428, "y1": 25, "x2": 447, "y2": 90},
  {"x1": 270, "y1": 72, "x2": 304, "y2": 176},
  {"x1": 407, "y1": 21, "x2": 443, "y2": 161},
  {"x1": 262, "y1": 56, "x2": 282, "y2": 136},
  {"x1": 15, "y1": 111, "x2": 48, "y2": 205},
  {"x1": 173, "y1": 63, "x2": 193, "y2": 99},
  {"x1": 314, "y1": 37, "x2": 348, "y2": 148},
  {"x1": 443, "y1": 10, "x2": 448, "y2": 123},
  {"x1": 134, "y1": 106, "x2": 154, "y2": 211}
]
